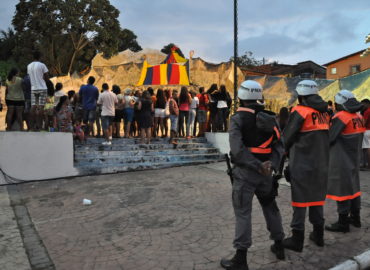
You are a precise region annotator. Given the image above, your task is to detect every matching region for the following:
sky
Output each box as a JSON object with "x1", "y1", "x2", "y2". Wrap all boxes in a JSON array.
[{"x1": 1, "y1": 0, "x2": 370, "y2": 65}]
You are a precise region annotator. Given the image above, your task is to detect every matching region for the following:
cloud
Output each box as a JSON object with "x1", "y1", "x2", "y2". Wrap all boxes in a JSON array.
[{"x1": 0, "y1": 0, "x2": 369, "y2": 65}]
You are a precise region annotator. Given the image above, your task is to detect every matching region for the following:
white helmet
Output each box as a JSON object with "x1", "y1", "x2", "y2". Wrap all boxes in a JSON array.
[
  {"x1": 335, "y1": 90, "x2": 354, "y2": 105},
  {"x1": 237, "y1": 80, "x2": 263, "y2": 100},
  {"x1": 296, "y1": 80, "x2": 318, "y2": 96}
]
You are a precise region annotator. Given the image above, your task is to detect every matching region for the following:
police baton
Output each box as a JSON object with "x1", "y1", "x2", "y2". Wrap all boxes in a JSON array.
[{"x1": 224, "y1": 154, "x2": 234, "y2": 185}]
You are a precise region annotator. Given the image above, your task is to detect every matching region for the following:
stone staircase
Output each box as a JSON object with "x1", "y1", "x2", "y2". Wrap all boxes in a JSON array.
[{"x1": 74, "y1": 137, "x2": 225, "y2": 175}]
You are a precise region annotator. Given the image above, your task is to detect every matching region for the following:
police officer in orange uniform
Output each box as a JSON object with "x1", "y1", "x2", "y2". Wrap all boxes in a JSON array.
[
  {"x1": 326, "y1": 90, "x2": 365, "y2": 232},
  {"x1": 221, "y1": 80, "x2": 285, "y2": 270},
  {"x1": 282, "y1": 80, "x2": 330, "y2": 252}
]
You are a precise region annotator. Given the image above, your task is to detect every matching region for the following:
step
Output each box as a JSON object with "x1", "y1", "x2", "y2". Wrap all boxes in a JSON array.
[
  {"x1": 79, "y1": 137, "x2": 208, "y2": 145},
  {"x1": 74, "y1": 147, "x2": 219, "y2": 159},
  {"x1": 74, "y1": 142, "x2": 214, "y2": 152},
  {"x1": 74, "y1": 153, "x2": 225, "y2": 166},
  {"x1": 75, "y1": 159, "x2": 225, "y2": 176}
]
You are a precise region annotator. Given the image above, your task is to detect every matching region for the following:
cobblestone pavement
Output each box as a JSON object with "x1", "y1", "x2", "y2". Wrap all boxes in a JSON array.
[
  {"x1": 0, "y1": 186, "x2": 31, "y2": 270},
  {"x1": 2, "y1": 163, "x2": 370, "y2": 270}
]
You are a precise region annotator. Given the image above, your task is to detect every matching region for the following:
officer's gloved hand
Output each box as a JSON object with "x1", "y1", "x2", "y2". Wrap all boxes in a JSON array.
[{"x1": 259, "y1": 161, "x2": 272, "y2": 176}]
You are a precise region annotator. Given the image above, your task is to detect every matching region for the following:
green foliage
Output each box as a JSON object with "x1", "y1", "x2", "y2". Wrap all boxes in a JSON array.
[
  {"x1": 0, "y1": 28, "x2": 16, "y2": 61},
  {"x1": 161, "y1": 43, "x2": 185, "y2": 57},
  {"x1": 230, "y1": 51, "x2": 263, "y2": 67},
  {"x1": 10, "y1": 0, "x2": 141, "y2": 76},
  {"x1": 119, "y1": 29, "x2": 142, "y2": 52},
  {"x1": 0, "y1": 60, "x2": 19, "y2": 84}
]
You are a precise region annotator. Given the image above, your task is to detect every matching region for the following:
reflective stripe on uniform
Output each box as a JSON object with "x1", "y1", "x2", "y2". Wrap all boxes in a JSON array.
[
  {"x1": 333, "y1": 111, "x2": 365, "y2": 135},
  {"x1": 326, "y1": 191, "x2": 361, "y2": 201},
  {"x1": 237, "y1": 107, "x2": 255, "y2": 114},
  {"x1": 248, "y1": 147, "x2": 272, "y2": 154},
  {"x1": 274, "y1": 126, "x2": 281, "y2": 139},
  {"x1": 291, "y1": 201, "x2": 326, "y2": 207},
  {"x1": 292, "y1": 105, "x2": 330, "y2": 132}
]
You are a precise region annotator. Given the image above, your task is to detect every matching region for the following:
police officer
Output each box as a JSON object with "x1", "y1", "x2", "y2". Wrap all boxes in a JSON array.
[
  {"x1": 283, "y1": 80, "x2": 330, "y2": 252},
  {"x1": 326, "y1": 90, "x2": 365, "y2": 232},
  {"x1": 221, "y1": 80, "x2": 285, "y2": 270}
]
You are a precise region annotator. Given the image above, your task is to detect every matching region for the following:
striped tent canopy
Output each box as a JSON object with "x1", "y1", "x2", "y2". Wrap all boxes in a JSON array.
[{"x1": 137, "y1": 47, "x2": 190, "y2": 86}]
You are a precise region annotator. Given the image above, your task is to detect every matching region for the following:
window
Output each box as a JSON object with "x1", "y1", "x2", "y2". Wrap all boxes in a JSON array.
[
  {"x1": 331, "y1": 67, "x2": 337, "y2": 74},
  {"x1": 350, "y1": 64, "x2": 361, "y2": 74}
]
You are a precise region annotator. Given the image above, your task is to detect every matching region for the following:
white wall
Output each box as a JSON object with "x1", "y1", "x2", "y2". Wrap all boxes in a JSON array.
[
  {"x1": 0, "y1": 132, "x2": 78, "y2": 183},
  {"x1": 205, "y1": 132, "x2": 230, "y2": 154}
]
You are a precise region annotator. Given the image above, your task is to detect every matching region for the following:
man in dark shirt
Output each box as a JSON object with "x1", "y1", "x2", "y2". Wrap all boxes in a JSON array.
[{"x1": 79, "y1": 76, "x2": 99, "y2": 136}]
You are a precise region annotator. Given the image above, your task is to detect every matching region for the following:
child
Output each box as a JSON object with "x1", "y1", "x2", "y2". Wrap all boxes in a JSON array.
[{"x1": 73, "y1": 120, "x2": 85, "y2": 143}]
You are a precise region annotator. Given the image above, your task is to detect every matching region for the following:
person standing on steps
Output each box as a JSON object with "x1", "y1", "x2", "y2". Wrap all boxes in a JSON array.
[
  {"x1": 27, "y1": 51, "x2": 49, "y2": 131},
  {"x1": 97, "y1": 83, "x2": 118, "y2": 145},
  {"x1": 220, "y1": 80, "x2": 285, "y2": 270},
  {"x1": 79, "y1": 76, "x2": 99, "y2": 137},
  {"x1": 326, "y1": 90, "x2": 365, "y2": 233},
  {"x1": 282, "y1": 80, "x2": 330, "y2": 252}
]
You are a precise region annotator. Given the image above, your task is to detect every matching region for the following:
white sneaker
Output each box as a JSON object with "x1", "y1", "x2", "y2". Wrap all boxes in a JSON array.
[{"x1": 102, "y1": 141, "x2": 111, "y2": 145}]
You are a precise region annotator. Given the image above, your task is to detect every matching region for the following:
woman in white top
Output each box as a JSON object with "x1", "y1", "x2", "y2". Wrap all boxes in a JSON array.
[
  {"x1": 213, "y1": 85, "x2": 231, "y2": 132},
  {"x1": 188, "y1": 91, "x2": 199, "y2": 137}
]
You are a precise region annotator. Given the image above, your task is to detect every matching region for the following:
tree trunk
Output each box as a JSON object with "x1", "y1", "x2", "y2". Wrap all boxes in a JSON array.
[{"x1": 68, "y1": 49, "x2": 77, "y2": 75}]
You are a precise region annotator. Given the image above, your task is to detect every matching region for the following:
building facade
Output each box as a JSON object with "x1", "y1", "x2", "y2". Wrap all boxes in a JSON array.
[{"x1": 324, "y1": 50, "x2": 370, "y2": 79}]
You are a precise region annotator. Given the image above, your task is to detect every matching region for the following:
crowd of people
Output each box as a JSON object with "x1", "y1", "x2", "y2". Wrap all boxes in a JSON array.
[
  {"x1": 221, "y1": 79, "x2": 369, "y2": 270},
  {"x1": 1, "y1": 51, "x2": 233, "y2": 145}
]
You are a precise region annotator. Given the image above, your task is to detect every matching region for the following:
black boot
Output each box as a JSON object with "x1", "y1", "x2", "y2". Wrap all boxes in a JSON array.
[
  {"x1": 282, "y1": 229, "x2": 304, "y2": 252},
  {"x1": 309, "y1": 225, "x2": 324, "y2": 247},
  {"x1": 350, "y1": 212, "x2": 361, "y2": 228},
  {"x1": 220, "y1": 249, "x2": 248, "y2": 270},
  {"x1": 270, "y1": 240, "x2": 285, "y2": 260},
  {"x1": 325, "y1": 214, "x2": 350, "y2": 233}
]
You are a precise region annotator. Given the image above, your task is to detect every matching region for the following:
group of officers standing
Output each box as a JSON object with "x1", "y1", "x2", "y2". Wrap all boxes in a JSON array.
[{"x1": 221, "y1": 79, "x2": 366, "y2": 270}]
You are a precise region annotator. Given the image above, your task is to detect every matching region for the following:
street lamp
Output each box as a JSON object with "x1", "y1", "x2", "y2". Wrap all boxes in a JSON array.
[{"x1": 233, "y1": 0, "x2": 238, "y2": 113}]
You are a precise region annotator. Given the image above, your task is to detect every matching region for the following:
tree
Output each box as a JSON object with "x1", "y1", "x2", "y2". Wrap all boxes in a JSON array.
[
  {"x1": 118, "y1": 29, "x2": 142, "y2": 52},
  {"x1": 161, "y1": 43, "x2": 185, "y2": 57},
  {"x1": 0, "y1": 28, "x2": 16, "y2": 61},
  {"x1": 12, "y1": 0, "x2": 141, "y2": 75},
  {"x1": 230, "y1": 51, "x2": 263, "y2": 67}
]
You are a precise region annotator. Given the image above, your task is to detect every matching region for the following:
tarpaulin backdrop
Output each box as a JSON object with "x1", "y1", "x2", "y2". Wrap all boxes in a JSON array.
[
  {"x1": 137, "y1": 48, "x2": 190, "y2": 86},
  {"x1": 247, "y1": 68, "x2": 370, "y2": 112}
]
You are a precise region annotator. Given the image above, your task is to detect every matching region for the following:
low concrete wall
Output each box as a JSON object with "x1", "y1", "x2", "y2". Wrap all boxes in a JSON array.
[
  {"x1": 205, "y1": 132, "x2": 230, "y2": 154},
  {"x1": 0, "y1": 132, "x2": 78, "y2": 184}
]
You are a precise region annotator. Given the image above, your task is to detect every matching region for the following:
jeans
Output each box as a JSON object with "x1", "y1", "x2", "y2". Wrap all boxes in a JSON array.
[
  {"x1": 188, "y1": 109, "x2": 196, "y2": 136},
  {"x1": 178, "y1": 110, "x2": 189, "y2": 137},
  {"x1": 217, "y1": 107, "x2": 229, "y2": 132}
]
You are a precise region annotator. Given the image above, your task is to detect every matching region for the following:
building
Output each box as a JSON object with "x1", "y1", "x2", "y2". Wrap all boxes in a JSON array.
[
  {"x1": 323, "y1": 49, "x2": 370, "y2": 79},
  {"x1": 241, "y1": 61, "x2": 326, "y2": 79}
]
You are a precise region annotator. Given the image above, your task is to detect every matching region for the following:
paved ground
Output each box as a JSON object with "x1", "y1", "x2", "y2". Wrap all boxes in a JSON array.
[
  {"x1": 0, "y1": 186, "x2": 31, "y2": 270},
  {"x1": 1, "y1": 162, "x2": 370, "y2": 270}
]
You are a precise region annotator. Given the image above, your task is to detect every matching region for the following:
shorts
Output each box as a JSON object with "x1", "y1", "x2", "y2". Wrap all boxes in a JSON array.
[
  {"x1": 155, "y1": 108, "x2": 165, "y2": 118},
  {"x1": 362, "y1": 130, "x2": 370, "y2": 148},
  {"x1": 31, "y1": 89, "x2": 47, "y2": 106},
  {"x1": 101, "y1": 116, "x2": 114, "y2": 130},
  {"x1": 197, "y1": 110, "x2": 207, "y2": 123},
  {"x1": 114, "y1": 109, "x2": 124, "y2": 122},
  {"x1": 83, "y1": 109, "x2": 97, "y2": 123},
  {"x1": 124, "y1": 108, "x2": 134, "y2": 123},
  {"x1": 5, "y1": 100, "x2": 25, "y2": 107},
  {"x1": 170, "y1": 115, "x2": 178, "y2": 132}
]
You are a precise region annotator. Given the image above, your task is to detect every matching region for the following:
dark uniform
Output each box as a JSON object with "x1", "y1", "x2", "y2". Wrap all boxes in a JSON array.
[
  {"x1": 283, "y1": 95, "x2": 330, "y2": 251},
  {"x1": 326, "y1": 102, "x2": 365, "y2": 232},
  {"x1": 229, "y1": 104, "x2": 285, "y2": 250}
]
